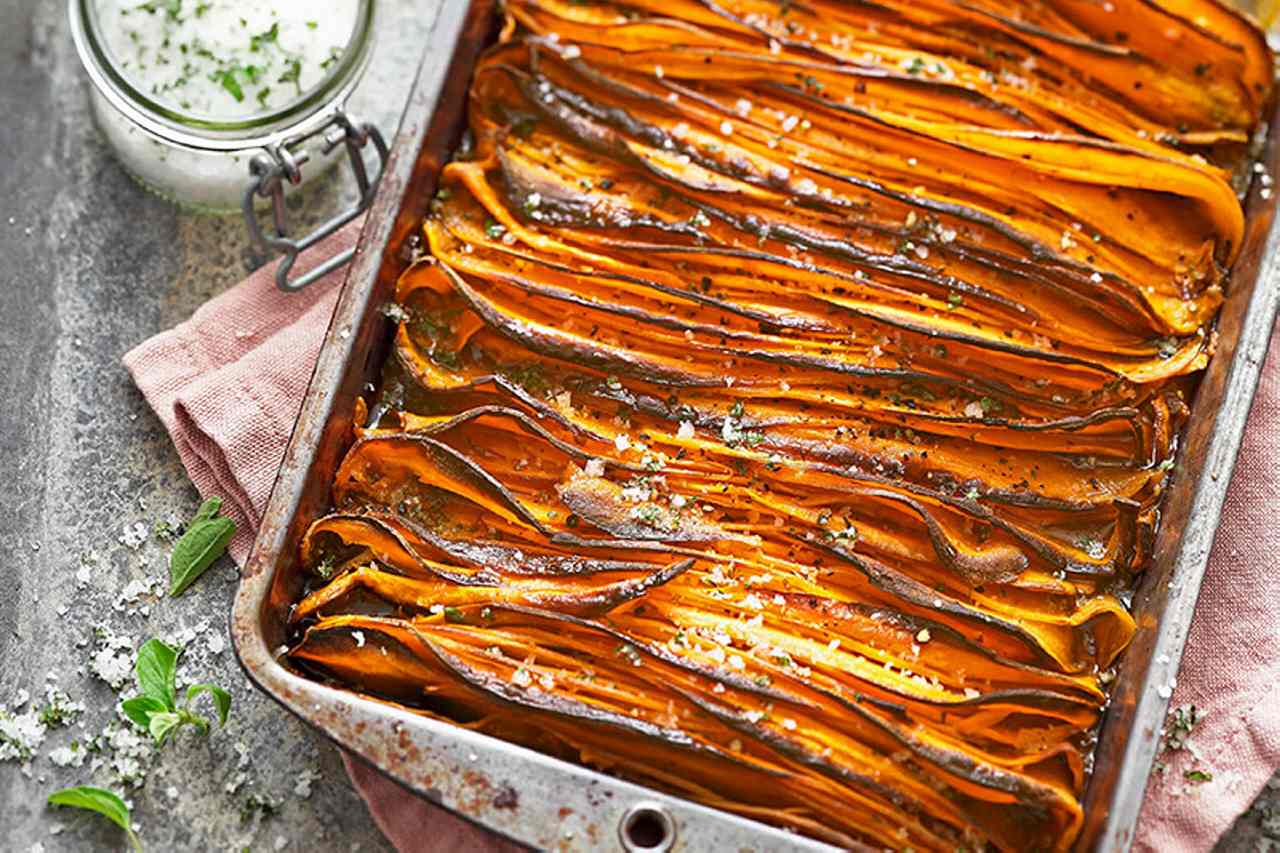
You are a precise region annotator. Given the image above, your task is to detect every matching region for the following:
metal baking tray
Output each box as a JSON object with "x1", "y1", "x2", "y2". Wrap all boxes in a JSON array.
[{"x1": 230, "y1": 1, "x2": 1280, "y2": 849}]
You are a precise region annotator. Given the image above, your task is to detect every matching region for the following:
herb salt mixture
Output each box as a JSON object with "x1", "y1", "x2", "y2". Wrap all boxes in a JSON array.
[{"x1": 95, "y1": 0, "x2": 358, "y2": 118}]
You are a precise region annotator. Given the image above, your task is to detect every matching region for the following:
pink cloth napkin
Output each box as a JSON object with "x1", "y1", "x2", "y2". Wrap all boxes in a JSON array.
[{"x1": 123, "y1": 223, "x2": 1280, "y2": 852}]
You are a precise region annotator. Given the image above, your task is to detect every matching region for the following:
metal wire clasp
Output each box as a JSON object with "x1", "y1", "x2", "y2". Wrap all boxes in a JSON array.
[{"x1": 242, "y1": 107, "x2": 389, "y2": 292}]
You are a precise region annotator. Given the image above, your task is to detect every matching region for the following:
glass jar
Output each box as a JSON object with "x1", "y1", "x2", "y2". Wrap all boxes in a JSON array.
[{"x1": 69, "y1": 0, "x2": 387, "y2": 290}]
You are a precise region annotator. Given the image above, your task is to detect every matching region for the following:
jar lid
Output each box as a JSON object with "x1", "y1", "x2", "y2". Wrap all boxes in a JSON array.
[{"x1": 70, "y1": 0, "x2": 376, "y2": 151}]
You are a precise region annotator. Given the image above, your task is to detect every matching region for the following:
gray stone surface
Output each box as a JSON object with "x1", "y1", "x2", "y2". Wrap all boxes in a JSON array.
[
  {"x1": 0, "y1": 1, "x2": 1277, "y2": 851},
  {"x1": 0, "y1": 1, "x2": 433, "y2": 850}
]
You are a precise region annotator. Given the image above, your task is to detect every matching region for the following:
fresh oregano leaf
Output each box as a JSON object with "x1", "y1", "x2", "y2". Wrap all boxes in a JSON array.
[
  {"x1": 135, "y1": 638, "x2": 179, "y2": 710},
  {"x1": 186, "y1": 683, "x2": 232, "y2": 727},
  {"x1": 47, "y1": 785, "x2": 142, "y2": 852},
  {"x1": 191, "y1": 496, "x2": 222, "y2": 525},
  {"x1": 168, "y1": 499, "x2": 236, "y2": 597},
  {"x1": 122, "y1": 638, "x2": 234, "y2": 746},
  {"x1": 120, "y1": 695, "x2": 168, "y2": 730},
  {"x1": 147, "y1": 711, "x2": 183, "y2": 745}
]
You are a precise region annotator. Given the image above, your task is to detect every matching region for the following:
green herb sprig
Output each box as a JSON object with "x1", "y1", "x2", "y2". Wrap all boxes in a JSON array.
[
  {"x1": 120, "y1": 639, "x2": 231, "y2": 746},
  {"x1": 47, "y1": 786, "x2": 142, "y2": 852},
  {"x1": 168, "y1": 497, "x2": 236, "y2": 596}
]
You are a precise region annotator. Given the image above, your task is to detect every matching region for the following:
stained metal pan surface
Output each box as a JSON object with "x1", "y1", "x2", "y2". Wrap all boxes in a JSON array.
[{"x1": 230, "y1": 2, "x2": 1280, "y2": 848}]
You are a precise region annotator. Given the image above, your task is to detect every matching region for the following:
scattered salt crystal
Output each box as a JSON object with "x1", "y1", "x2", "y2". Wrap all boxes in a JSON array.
[
  {"x1": 294, "y1": 769, "x2": 321, "y2": 798},
  {"x1": 562, "y1": 44, "x2": 580, "y2": 59},
  {"x1": 677, "y1": 421, "x2": 695, "y2": 440},
  {"x1": 118, "y1": 522, "x2": 149, "y2": 550},
  {"x1": 614, "y1": 434, "x2": 631, "y2": 452},
  {"x1": 113, "y1": 578, "x2": 154, "y2": 612},
  {"x1": 352, "y1": 631, "x2": 366, "y2": 648},
  {"x1": 88, "y1": 628, "x2": 136, "y2": 691},
  {"x1": 584, "y1": 458, "x2": 606, "y2": 477},
  {"x1": 719, "y1": 120, "x2": 734, "y2": 136},
  {"x1": 0, "y1": 707, "x2": 47, "y2": 762},
  {"x1": 916, "y1": 628, "x2": 931, "y2": 643}
]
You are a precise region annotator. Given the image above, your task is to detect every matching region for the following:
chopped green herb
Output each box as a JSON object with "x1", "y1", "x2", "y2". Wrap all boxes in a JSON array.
[
  {"x1": 510, "y1": 116, "x2": 539, "y2": 139},
  {"x1": 211, "y1": 68, "x2": 244, "y2": 102},
  {"x1": 248, "y1": 22, "x2": 278, "y2": 52},
  {"x1": 277, "y1": 58, "x2": 303, "y2": 93},
  {"x1": 1164, "y1": 704, "x2": 1205, "y2": 751},
  {"x1": 240, "y1": 791, "x2": 280, "y2": 823}
]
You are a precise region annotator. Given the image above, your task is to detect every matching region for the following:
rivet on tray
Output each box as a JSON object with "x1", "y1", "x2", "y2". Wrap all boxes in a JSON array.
[{"x1": 618, "y1": 801, "x2": 676, "y2": 853}]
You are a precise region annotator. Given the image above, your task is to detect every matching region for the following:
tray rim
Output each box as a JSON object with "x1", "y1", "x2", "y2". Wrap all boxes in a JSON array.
[{"x1": 229, "y1": 2, "x2": 1280, "y2": 849}]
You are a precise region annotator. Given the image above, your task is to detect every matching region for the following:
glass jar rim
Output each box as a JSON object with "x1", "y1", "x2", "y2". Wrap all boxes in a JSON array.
[{"x1": 69, "y1": 0, "x2": 376, "y2": 151}]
